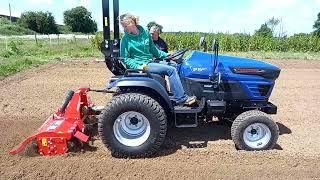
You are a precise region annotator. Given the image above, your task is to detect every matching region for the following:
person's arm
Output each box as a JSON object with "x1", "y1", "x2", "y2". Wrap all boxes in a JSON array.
[
  {"x1": 120, "y1": 38, "x2": 142, "y2": 69},
  {"x1": 148, "y1": 33, "x2": 168, "y2": 59}
]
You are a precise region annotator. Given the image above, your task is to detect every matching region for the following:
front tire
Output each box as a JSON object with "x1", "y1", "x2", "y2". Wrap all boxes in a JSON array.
[
  {"x1": 231, "y1": 110, "x2": 279, "y2": 151},
  {"x1": 98, "y1": 93, "x2": 167, "y2": 158}
]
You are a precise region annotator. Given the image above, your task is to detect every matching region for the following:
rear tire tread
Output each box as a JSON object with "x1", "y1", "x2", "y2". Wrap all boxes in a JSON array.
[{"x1": 98, "y1": 93, "x2": 167, "y2": 158}]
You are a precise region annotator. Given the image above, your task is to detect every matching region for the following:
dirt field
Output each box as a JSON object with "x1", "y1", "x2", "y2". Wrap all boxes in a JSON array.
[{"x1": 1, "y1": 58, "x2": 320, "y2": 179}]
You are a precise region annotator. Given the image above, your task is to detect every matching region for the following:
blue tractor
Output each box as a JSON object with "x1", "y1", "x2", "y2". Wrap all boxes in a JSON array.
[{"x1": 98, "y1": 0, "x2": 281, "y2": 158}]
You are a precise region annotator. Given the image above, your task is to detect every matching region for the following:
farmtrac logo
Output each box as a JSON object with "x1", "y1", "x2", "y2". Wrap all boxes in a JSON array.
[{"x1": 192, "y1": 67, "x2": 207, "y2": 72}]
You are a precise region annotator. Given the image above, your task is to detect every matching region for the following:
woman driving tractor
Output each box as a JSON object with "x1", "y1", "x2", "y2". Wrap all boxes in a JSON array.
[{"x1": 119, "y1": 13, "x2": 196, "y2": 105}]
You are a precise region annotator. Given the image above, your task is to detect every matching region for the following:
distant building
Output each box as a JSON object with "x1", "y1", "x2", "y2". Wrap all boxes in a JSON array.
[{"x1": 0, "y1": 14, "x2": 19, "y2": 22}]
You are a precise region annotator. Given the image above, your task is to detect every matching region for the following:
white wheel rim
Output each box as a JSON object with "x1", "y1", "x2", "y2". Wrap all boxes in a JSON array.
[
  {"x1": 243, "y1": 123, "x2": 271, "y2": 149},
  {"x1": 113, "y1": 111, "x2": 150, "y2": 147}
]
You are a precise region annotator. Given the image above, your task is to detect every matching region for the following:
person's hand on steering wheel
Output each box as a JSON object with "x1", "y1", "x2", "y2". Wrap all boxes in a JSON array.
[
  {"x1": 164, "y1": 48, "x2": 189, "y2": 63},
  {"x1": 166, "y1": 53, "x2": 173, "y2": 60}
]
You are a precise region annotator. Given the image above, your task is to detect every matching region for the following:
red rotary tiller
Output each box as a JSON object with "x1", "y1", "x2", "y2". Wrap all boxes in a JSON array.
[{"x1": 10, "y1": 88, "x2": 100, "y2": 156}]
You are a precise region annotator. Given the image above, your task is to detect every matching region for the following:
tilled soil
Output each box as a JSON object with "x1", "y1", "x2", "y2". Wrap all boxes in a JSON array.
[{"x1": 1, "y1": 58, "x2": 320, "y2": 179}]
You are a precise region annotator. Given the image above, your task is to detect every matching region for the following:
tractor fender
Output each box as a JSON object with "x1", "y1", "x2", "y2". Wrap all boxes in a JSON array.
[{"x1": 107, "y1": 77, "x2": 173, "y2": 111}]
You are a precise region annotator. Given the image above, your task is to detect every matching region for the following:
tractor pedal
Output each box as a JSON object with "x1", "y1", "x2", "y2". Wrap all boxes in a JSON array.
[{"x1": 174, "y1": 97, "x2": 205, "y2": 113}]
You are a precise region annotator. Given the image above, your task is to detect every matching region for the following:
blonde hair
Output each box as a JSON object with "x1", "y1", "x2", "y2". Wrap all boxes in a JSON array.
[{"x1": 120, "y1": 13, "x2": 139, "y2": 26}]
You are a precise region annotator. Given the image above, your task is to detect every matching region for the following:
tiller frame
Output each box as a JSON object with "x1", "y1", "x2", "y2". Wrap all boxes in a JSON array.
[{"x1": 10, "y1": 88, "x2": 97, "y2": 156}]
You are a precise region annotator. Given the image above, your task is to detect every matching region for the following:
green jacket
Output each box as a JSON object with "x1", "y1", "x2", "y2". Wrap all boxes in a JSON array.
[{"x1": 120, "y1": 25, "x2": 168, "y2": 69}]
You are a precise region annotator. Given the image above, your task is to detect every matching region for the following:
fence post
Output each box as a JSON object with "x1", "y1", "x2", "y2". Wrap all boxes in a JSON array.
[
  {"x1": 5, "y1": 36, "x2": 8, "y2": 50},
  {"x1": 48, "y1": 34, "x2": 51, "y2": 45},
  {"x1": 58, "y1": 34, "x2": 60, "y2": 45},
  {"x1": 35, "y1": 33, "x2": 38, "y2": 45}
]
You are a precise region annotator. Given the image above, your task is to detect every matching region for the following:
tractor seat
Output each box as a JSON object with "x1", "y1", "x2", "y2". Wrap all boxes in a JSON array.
[
  {"x1": 107, "y1": 59, "x2": 167, "y2": 89},
  {"x1": 110, "y1": 72, "x2": 167, "y2": 89}
]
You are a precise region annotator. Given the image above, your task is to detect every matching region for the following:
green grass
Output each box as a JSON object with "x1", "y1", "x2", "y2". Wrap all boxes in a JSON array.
[
  {"x1": 0, "y1": 38, "x2": 101, "y2": 77},
  {"x1": 0, "y1": 24, "x2": 36, "y2": 36},
  {"x1": 0, "y1": 18, "x2": 36, "y2": 36}
]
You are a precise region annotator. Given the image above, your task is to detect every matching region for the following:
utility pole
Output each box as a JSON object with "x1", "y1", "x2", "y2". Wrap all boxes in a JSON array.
[{"x1": 9, "y1": 3, "x2": 12, "y2": 23}]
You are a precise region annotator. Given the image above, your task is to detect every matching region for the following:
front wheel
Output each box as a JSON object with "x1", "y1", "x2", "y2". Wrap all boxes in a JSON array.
[
  {"x1": 98, "y1": 93, "x2": 167, "y2": 158},
  {"x1": 231, "y1": 110, "x2": 279, "y2": 151}
]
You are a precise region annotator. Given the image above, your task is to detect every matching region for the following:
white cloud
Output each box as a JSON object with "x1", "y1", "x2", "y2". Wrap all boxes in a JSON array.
[
  {"x1": 208, "y1": 0, "x2": 319, "y2": 35},
  {"x1": 64, "y1": 0, "x2": 77, "y2": 7},
  {"x1": 80, "y1": 0, "x2": 90, "y2": 7},
  {"x1": 0, "y1": 7, "x2": 21, "y2": 17},
  {"x1": 247, "y1": 0, "x2": 319, "y2": 35},
  {"x1": 155, "y1": 16, "x2": 181, "y2": 31},
  {"x1": 27, "y1": 0, "x2": 53, "y2": 5},
  {"x1": 152, "y1": 15, "x2": 210, "y2": 32},
  {"x1": 63, "y1": 0, "x2": 91, "y2": 7},
  {"x1": 99, "y1": 0, "x2": 319, "y2": 35},
  {"x1": 149, "y1": 0, "x2": 316, "y2": 34}
]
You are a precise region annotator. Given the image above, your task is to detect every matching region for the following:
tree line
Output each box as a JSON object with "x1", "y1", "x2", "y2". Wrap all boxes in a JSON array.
[
  {"x1": 145, "y1": 16, "x2": 320, "y2": 52},
  {"x1": 18, "y1": 6, "x2": 97, "y2": 34},
  {"x1": 159, "y1": 32, "x2": 320, "y2": 52}
]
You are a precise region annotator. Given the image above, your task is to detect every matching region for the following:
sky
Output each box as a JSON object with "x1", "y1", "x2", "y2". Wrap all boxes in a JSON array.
[{"x1": 0, "y1": 0, "x2": 319, "y2": 35}]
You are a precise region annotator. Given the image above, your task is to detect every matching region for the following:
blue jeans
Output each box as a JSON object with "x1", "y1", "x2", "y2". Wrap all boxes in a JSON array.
[{"x1": 147, "y1": 62, "x2": 187, "y2": 103}]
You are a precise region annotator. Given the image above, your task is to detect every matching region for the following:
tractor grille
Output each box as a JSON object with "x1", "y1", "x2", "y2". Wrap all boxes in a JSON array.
[
  {"x1": 258, "y1": 85, "x2": 271, "y2": 96},
  {"x1": 247, "y1": 84, "x2": 271, "y2": 97}
]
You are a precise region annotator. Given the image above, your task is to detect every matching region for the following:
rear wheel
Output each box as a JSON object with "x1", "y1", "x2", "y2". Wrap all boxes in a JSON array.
[
  {"x1": 98, "y1": 93, "x2": 167, "y2": 158},
  {"x1": 231, "y1": 110, "x2": 279, "y2": 151}
]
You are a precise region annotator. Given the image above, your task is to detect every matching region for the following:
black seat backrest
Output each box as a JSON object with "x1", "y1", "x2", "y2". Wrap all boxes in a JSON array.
[
  {"x1": 104, "y1": 57, "x2": 127, "y2": 75},
  {"x1": 100, "y1": 40, "x2": 127, "y2": 76}
]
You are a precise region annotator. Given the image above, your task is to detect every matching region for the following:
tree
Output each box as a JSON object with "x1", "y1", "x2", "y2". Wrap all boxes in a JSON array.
[
  {"x1": 18, "y1": 11, "x2": 58, "y2": 34},
  {"x1": 276, "y1": 18, "x2": 287, "y2": 38},
  {"x1": 147, "y1": 21, "x2": 163, "y2": 33},
  {"x1": 57, "y1": 25, "x2": 72, "y2": 34},
  {"x1": 313, "y1": 12, "x2": 320, "y2": 36},
  {"x1": 18, "y1": 11, "x2": 37, "y2": 32},
  {"x1": 267, "y1": 17, "x2": 280, "y2": 35},
  {"x1": 63, "y1": 6, "x2": 97, "y2": 33},
  {"x1": 254, "y1": 23, "x2": 273, "y2": 38},
  {"x1": 42, "y1": 12, "x2": 59, "y2": 34},
  {"x1": 0, "y1": 17, "x2": 11, "y2": 25}
]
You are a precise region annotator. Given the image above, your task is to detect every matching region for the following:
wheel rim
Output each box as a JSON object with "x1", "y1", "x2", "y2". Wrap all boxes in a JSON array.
[
  {"x1": 243, "y1": 123, "x2": 271, "y2": 149},
  {"x1": 113, "y1": 111, "x2": 150, "y2": 147}
]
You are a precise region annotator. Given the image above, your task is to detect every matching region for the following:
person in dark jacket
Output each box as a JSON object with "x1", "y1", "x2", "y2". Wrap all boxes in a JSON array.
[{"x1": 149, "y1": 26, "x2": 168, "y2": 53}]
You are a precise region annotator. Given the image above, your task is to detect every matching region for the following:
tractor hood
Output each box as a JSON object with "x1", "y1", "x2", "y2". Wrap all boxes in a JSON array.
[{"x1": 180, "y1": 51, "x2": 281, "y2": 80}]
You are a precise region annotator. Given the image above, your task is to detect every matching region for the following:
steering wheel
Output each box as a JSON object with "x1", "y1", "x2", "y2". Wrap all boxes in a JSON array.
[{"x1": 164, "y1": 48, "x2": 189, "y2": 64}]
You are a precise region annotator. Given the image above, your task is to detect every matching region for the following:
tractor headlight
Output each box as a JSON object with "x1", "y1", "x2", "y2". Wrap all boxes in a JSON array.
[{"x1": 231, "y1": 67, "x2": 266, "y2": 74}]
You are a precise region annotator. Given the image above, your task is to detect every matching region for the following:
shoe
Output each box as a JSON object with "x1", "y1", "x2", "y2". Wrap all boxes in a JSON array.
[{"x1": 184, "y1": 96, "x2": 197, "y2": 105}]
